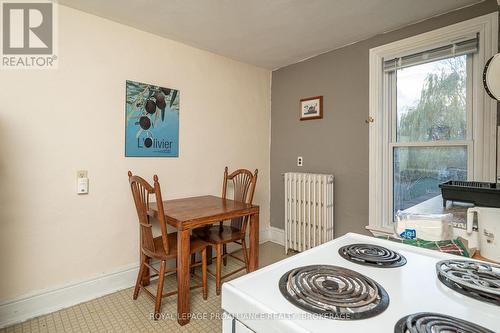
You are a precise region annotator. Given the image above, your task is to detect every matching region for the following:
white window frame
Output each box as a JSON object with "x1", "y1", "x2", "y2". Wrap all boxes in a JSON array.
[{"x1": 367, "y1": 13, "x2": 498, "y2": 235}]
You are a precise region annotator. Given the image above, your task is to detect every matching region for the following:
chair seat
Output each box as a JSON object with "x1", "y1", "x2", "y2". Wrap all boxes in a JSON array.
[
  {"x1": 193, "y1": 225, "x2": 245, "y2": 244},
  {"x1": 147, "y1": 233, "x2": 208, "y2": 260}
]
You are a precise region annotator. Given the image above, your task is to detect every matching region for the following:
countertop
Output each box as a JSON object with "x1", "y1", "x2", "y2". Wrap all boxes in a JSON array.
[
  {"x1": 403, "y1": 195, "x2": 472, "y2": 227},
  {"x1": 403, "y1": 195, "x2": 497, "y2": 263}
]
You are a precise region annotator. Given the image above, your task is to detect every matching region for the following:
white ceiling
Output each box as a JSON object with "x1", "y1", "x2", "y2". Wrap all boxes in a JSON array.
[{"x1": 59, "y1": 0, "x2": 484, "y2": 69}]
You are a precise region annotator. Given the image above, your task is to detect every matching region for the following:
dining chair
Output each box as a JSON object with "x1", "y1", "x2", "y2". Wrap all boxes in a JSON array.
[
  {"x1": 193, "y1": 167, "x2": 258, "y2": 295},
  {"x1": 128, "y1": 171, "x2": 208, "y2": 318}
]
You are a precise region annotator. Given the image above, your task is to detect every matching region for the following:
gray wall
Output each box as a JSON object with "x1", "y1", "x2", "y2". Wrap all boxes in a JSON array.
[{"x1": 270, "y1": 0, "x2": 499, "y2": 237}]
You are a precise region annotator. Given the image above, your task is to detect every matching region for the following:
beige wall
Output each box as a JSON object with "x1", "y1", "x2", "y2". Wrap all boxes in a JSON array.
[
  {"x1": 270, "y1": 0, "x2": 499, "y2": 236},
  {"x1": 0, "y1": 5, "x2": 270, "y2": 301}
]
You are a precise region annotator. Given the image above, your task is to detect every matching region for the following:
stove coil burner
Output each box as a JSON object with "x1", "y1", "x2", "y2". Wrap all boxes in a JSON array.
[
  {"x1": 436, "y1": 259, "x2": 500, "y2": 306},
  {"x1": 278, "y1": 265, "x2": 389, "y2": 320},
  {"x1": 339, "y1": 244, "x2": 407, "y2": 268},
  {"x1": 394, "y1": 312, "x2": 494, "y2": 333}
]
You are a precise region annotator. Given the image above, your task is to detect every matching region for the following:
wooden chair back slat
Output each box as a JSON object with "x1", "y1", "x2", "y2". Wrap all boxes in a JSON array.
[
  {"x1": 128, "y1": 171, "x2": 170, "y2": 256},
  {"x1": 221, "y1": 167, "x2": 258, "y2": 231}
]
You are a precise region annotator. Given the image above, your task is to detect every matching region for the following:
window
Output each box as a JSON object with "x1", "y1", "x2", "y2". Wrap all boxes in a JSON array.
[
  {"x1": 391, "y1": 55, "x2": 472, "y2": 218},
  {"x1": 368, "y1": 13, "x2": 498, "y2": 234}
]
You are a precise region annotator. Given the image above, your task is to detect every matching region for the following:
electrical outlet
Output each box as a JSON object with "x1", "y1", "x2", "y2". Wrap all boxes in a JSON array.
[
  {"x1": 77, "y1": 170, "x2": 88, "y2": 178},
  {"x1": 297, "y1": 156, "x2": 303, "y2": 167}
]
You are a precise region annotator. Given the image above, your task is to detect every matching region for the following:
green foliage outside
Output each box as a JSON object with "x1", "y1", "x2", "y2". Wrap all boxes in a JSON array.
[{"x1": 394, "y1": 56, "x2": 468, "y2": 212}]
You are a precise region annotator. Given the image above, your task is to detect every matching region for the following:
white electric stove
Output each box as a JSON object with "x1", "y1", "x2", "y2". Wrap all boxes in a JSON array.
[{"x1": 221, "y1": 233, "x2": 500, "y2": 333}]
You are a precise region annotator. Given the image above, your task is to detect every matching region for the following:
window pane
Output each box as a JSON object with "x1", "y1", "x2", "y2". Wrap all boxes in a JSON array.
[
  {"x1": 393, "y1": 146, "x2": 467, "y2": 216},
  {"x1": 396, "y1": 55, "x2": 467, "y2": 142}
]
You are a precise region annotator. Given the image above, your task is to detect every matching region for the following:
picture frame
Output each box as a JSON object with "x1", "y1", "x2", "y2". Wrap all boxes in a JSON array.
[
  {"x1": 125, "y1": 80, "x2": 180, "y2": 157},
  {"x1": 300, "y1": 96, "x2": 323, "y2": 121}
]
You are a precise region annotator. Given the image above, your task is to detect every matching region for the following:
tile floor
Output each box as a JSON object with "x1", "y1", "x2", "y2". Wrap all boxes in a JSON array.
[{"x1": 1, "y1": 242, "x2": 292, "y2": 333}]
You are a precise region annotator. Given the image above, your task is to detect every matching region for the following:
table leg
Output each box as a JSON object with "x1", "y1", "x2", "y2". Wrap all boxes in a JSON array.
[
  {"x1": 177, "y1": 229, "x2": 191, "y2": 326},
  {"x1": 248, "y1": 212, "x2": 259, "y2": 272}
]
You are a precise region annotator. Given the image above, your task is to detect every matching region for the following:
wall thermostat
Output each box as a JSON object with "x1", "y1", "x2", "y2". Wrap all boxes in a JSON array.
[{"x1": 77, "y1": 170, "x2": 89, "y2": 194}]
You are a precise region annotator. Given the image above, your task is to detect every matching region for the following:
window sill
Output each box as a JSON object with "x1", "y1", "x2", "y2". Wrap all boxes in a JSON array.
[{"x1": 365, "y1": 225, "x2": 393, "y2": 237}]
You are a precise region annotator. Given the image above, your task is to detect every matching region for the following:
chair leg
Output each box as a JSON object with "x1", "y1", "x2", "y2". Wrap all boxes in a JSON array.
[
  {"x1": 133, "y1": 257, "x2": 146, "y2": 300},
  {"x1": 190, "y1": 253, "x2": 196, "y2": 274},
  {"x1": 142, "y1": 257, "x2": 151, "y2": 286},
  {"x1": 154, "y1": 260, "x2": 166, "y2": 319},
  {"x1": 241, "y1": 239, "x2": 249, "y2": 272},
  {"x1": 222, "y1": 244, "x2": 227, "y2": 266},
  {"x1": 207, "y1": 245, "x2": 213, "y2": 265},
  {"x1": 216, "y1": 243, "x2": 222, "y2": 295},
  {"x1": 202, "y1": 248, "x2": 208, "y2": 300}
]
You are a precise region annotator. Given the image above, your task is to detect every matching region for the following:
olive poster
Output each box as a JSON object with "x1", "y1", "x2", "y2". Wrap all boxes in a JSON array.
[{"x1": 125, "y1": 80, "x2": 179, "y2": 157}]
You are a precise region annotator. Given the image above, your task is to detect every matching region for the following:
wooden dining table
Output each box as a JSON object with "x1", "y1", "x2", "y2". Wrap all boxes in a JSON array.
[{"x1": 147, "y1": 195, "x2": 260, "y2": 325}]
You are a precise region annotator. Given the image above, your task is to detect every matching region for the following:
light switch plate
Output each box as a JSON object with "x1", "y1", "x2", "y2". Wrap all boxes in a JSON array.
[{"x1": 297, "y1": 156, "x2": 303, "y2": 167}]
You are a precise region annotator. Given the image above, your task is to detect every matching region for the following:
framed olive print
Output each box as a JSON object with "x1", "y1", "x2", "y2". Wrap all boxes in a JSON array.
[{"x1": 125, "y1": 80, "x2": 179, "y2": 157}]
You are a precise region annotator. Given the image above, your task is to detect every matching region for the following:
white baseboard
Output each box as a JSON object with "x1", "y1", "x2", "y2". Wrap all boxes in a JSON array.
[
  {"x1": 269, "y1": 227, "x2": 284, "y2": 246},
  {"x1": 259, "y1": 228, "x2": 271, "y2": 243},
  {"x1": 0, "y1": 228, "x2": 272, "y2": 329},
  {"x1": 0, "y1": 263, "x2": 139, "y2": 329}
]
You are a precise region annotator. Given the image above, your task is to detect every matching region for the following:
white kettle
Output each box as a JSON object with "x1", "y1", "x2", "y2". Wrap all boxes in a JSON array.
[{"x1": 467, "y1": 207, "x2": 500, "y2": 263}]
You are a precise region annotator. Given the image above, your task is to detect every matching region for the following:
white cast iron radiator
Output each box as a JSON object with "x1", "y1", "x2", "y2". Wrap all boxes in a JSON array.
[{"x1": 284, "y1": 172, "x2": 334, "y2": 253}]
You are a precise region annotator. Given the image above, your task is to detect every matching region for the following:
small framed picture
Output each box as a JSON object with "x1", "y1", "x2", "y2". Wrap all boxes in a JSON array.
[{"x1": 300, "y1": 96, "x2": 323, "y2": 121}]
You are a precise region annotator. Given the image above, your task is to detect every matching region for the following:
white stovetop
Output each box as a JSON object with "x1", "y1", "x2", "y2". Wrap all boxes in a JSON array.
[{"x1": 221, "y1": 233, "x2": 500, "y2": 333}]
